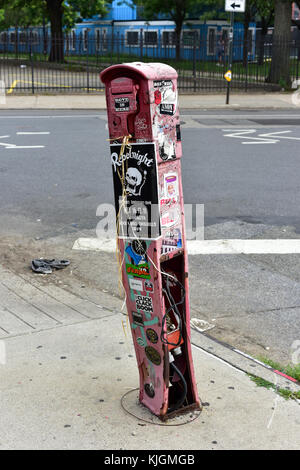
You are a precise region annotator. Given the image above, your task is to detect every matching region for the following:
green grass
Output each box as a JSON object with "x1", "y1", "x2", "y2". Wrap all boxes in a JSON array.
[
  {"x1": 248, "y1": 374, "x2": 300, "y2": 401},
  {"x1": 247, "y1": 356, "x2": 300, "y2": 401},
  {"x1": 257, "y1": 356, "x2": 300, "y2": 383}
]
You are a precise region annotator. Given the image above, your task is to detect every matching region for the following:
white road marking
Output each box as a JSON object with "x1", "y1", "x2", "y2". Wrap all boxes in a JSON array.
[
  {"x1": 0, "y1": 142, "x2": 45, "y2": 149},
  {"x1": 0, "y1": 134, "x2": 45, "y2": 149},
  {"x1": 223, "y1": 129, "x2": 278, "y2": 144},
  {"x1": 223, "y1": 128, "x2": 300, "y2": 145},
  {"x1": 187, "y1": 239, "x2": 300, "y2": 254},
  {"x1": 5, "y1": 146, "x2": 45, "y2": 149},
  {"x1": 259, "y1": 130, "x2": 300, "y2": 141},
  {"x1": 16, "y1": 132, "x2": 50, "y2": 135},
  {"x1": 72, "y1": 238, "x2": 300, "y2": 255}
]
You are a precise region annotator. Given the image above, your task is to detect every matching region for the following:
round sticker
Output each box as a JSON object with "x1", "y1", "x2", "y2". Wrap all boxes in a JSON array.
[
  {"x1": 146, "y1": 328, "x2": 158, "y2": 344},
  {"x1": 137, "y1": 337, "x2": 146, "y2": 347},
  {"x1": 145, "y1": 346, "x2": 161, "y2": 366}
]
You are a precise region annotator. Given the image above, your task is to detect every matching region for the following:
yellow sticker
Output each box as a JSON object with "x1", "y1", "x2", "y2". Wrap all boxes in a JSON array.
[{"x1": 224, "y1": 71, "x2": 232, "y2": 82}]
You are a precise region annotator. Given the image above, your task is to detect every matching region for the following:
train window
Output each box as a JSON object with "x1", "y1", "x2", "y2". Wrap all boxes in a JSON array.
[
  {"x1": 0, "y1": 32, "x2": 8, "y2": 44},
  {"x1": 182, "y1": 30, "x2": 199, "y2": 48},
  {"x1": 126, "y1": 31, "x2": 139, "y2": 46},
  {"x1": 144, "y1": 31, "x2": 158, "y2": 46},
  {"x1": 207, "y1": 28, "x2": 217, "y2": 55},
  {"x1": 162, "y1": 31, "x2": 176, "y2": 47},
  {"x1": 95, "y1": 29, "x2": 101, "y2": 51}
]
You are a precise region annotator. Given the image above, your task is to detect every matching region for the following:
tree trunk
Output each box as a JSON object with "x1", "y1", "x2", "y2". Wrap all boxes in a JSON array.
[
  {"x1": 258, "y1": 17, "x2": 269, "y2": 66},
  {"x1": 173, "y1": 5, "x2": 185, "y2": 62},
  {"x1": 175, "y1": 22, "x2": 183, "y2": 61},
  {"x1": 267, "y1": 0, "x2": 292, "y2": 86},
  {"x1": 46, "y1": 0, "x2": 64, "y2": 62}
]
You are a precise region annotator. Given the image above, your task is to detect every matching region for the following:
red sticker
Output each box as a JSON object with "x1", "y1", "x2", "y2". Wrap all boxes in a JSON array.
[{"x1": 154, "y1": 90, "x2": 161, "y2": 105}]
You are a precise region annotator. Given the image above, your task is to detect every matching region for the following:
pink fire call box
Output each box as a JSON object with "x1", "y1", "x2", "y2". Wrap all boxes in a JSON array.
[{"x1": 100, "y1": 62, "x2": 201, "y2": 420}]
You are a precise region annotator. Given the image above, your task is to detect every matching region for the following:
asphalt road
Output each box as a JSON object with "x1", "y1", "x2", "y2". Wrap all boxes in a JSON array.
[
  {"x1": 1, "y1": 108, "x2": 300, "y2": 363},
  {"x1": 1, "y1": 109, "x2": 300, "y2": 237}
]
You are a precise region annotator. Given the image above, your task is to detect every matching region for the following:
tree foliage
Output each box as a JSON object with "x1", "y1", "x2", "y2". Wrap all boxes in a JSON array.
[
  {"x1": 0, "y1": 0, "x2": 45, "y2": 30},
  {"x1": 0, "y1": 0, "x2": 110, "y2": 60},
  {"x1": 0, "y1": 0, "x2": 109, "y2": 31},
  {"x1": 134, "y1": 0, "x2": 207, "y2": 59}
]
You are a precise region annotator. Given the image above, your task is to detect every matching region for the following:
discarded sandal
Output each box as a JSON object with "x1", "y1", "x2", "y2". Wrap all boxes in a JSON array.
[
  {"x1": 31, "y1": 260, "x2": 53, "y2": 274},
  {"x1": 31, "y1": 259, "x2": 70, "y2": 274},
  {"x1": 40, "y1": 259, "x2": 70, "y2": 269}
]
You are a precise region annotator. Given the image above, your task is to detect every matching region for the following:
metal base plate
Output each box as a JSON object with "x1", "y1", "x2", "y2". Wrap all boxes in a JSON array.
[{"x1": 121, "y1": 388, "x2": 202, "y2": 426}]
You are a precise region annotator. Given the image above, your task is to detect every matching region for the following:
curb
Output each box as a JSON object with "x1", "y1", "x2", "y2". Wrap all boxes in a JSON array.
[
  {"x1": 65, "y1": 275, "x2": 300, "y2": 396},
  {"x1": 0, "y1": 93, "x2": 298, "y2": 110},
  {"x1": 190, "y1": 328, "x2": 300, "y2": 394}
]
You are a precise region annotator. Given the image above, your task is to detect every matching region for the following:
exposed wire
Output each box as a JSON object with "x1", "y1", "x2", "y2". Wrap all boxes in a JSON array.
[
  {"x1": 168, "y1": 362, "x2": 188, "y2": 414},
  {"x1": 113, "y1": 135, "x2": 132, "y2": 319}
]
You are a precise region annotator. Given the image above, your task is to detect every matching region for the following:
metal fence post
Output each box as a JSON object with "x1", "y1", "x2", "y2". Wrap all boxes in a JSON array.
[
  {"x1": 296, "y1": 41, "x2": 300, "y2": 82},
  {"x1": 86, "y1": 30, "x2": 90, "y2": 93},
  {"x1": 193, "y1": 32, "x2": 197, "y2": 92},
  {"x1": 140, "y1": 28, "x2": 143, "y2": 59},
  {"x1": 29, "y1": 32, "x2": 35, "y2": 95},
  {"x1": 245, "y1": 38, "x2": 249, "y2": 92},
  {"x1": 117, "y1": 31, "x2": 120, "y2": 63}
]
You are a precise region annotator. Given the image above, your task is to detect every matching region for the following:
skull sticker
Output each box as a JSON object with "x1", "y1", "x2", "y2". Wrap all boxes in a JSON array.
[
  {"x1": 110, "y1": 143, "x2": 161, "y2": 239},
  {"x1": 125, "y1": 167, "x2": 147, "y2": 196}
]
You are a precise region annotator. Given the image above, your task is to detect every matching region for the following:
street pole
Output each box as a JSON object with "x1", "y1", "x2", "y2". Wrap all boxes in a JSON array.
[{"x1": 226, "y1": 11, "x2": 234, "y2": 105}]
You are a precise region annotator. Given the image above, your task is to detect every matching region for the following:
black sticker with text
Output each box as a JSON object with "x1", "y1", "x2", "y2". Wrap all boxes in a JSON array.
[
  {"x1": 132, "y1": 311, "x2": 144, "y2": 327},
  {"x1": 110, "y1": 143, "x2": 161, "y2": 240},
  {"x1": 160, "y1": 103, "x2": 174, "y2": 115},
  {"x1": 135, "y1": 295, "x2": 153, "y2": 313},
  {"x1": 115, "y1": 97, "x2": 130, "y2": 112},
  {"x1": 153, "y1": 80, "x2": 173, "y2": 88}
]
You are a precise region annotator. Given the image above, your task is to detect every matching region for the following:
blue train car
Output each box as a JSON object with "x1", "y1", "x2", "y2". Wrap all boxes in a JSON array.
[
  {"x1": 0, "y1": 0, "x2": 256, "y2": 62},
  {"x1": 68, "y1": 18, "x2": 256, "y2": 62}
]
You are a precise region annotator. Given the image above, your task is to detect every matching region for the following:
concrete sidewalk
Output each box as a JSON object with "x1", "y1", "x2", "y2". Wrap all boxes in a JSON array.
[
  {"x1": 0, "y1": 91, "x2": 299, "y2": 110},
  {"x1": 0, "y1": 265, "x2": 299, "y2": 450}
]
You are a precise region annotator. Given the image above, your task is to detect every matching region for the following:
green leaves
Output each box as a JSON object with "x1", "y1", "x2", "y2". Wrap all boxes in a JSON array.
[
  {"x1": 0, "y1": 0, "x2": 109, "y2": 30},
  {"x1": 0, "y1": 0, "x2": 46, "y2": 29},
  {"x1": 67, "y1": 0, "x2": 108, "y2": 23}
]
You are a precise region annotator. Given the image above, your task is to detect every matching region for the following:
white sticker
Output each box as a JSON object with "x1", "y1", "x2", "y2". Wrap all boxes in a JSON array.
[
  {"x1": 161, "y1": 209, "x2": 180, "y2": 228},
  {"x1": 129, "y1": 278, "x2": 143, "y2": 291},
  {"x1": 164, "y1": 173, "x2": 179, "y2": 198}
]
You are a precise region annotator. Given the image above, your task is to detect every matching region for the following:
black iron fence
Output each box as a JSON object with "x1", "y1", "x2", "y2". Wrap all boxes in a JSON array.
[{"x1": 0, "y1": 33, "x2": 299, "y2": 94}]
